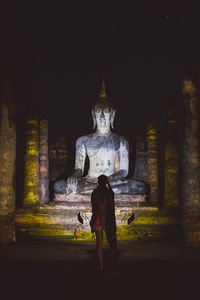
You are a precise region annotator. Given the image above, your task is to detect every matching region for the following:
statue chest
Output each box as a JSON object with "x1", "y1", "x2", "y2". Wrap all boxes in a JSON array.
[
  {"x1": 87, "y1": 147, "x2": 117, "y2": 176},
  {"x1": 87, "y1": 147, "x2": 116, "y2": 162},
  {"x1": 85, "y1": 137, "x2": 120, "y2": 160},
  {"x1": 84, "y1": 137, "x2": 120, "y2": 176}
]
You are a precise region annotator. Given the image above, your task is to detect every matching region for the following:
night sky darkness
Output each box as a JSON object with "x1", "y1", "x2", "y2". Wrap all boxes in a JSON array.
[{"x1": 1, "y1": 3, "x2": 200, "y2": 142}]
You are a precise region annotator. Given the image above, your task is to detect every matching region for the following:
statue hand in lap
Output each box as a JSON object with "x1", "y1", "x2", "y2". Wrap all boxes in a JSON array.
[
  {"x1": 66, "y1": 169, "x2": 82, "y2": 194},
  {"x1": 108, "y1": 170, "x2": 128, "y2": 184}
]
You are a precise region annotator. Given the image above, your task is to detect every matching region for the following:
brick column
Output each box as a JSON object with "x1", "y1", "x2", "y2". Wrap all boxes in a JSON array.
[
  {"x1": 0, "y1": 80, "x2": 16, "y2": 242},
  {"x1": 39, "y1": 120, "x2": 49, "y2": 204},
  {"x1": 164, "y1": 108, "x2": 179, "y2": 210},
  {"x1": 147, "y1": 121, "x2": 158, "y2": 206},
  {"x1": 182, "y1": 77, "x2": 200, "y2": 247},
  {"x1": 23, "y1": 114, "x2": 39, "y2": 207}
]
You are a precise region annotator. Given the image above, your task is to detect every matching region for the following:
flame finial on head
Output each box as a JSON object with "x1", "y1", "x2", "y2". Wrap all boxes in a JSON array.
[
  {"x1": 94, "y1": 80, "x2": 113, "y2": 110},
  {"x1": 100, "y1": 80, "x2": 107, "y2": 98}
]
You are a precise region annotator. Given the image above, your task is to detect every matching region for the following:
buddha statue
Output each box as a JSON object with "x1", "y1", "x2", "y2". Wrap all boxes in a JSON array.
[{"x1": 54, "y1": 81, "x2": 147, "y2": 195}]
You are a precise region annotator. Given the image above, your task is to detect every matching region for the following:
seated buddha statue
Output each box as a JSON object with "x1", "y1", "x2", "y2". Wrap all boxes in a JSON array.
[{"x1": 54, "y1": 81, "x2": 147, "y2": 195}]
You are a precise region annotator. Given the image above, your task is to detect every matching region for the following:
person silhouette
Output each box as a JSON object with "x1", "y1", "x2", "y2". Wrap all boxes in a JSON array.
[{"x1": 90, "y1": 175, "x2": 117, "y2": 271}]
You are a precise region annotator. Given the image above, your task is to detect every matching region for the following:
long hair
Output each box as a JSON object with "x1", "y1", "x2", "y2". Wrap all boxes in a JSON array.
[{"x1": 97, "y1": 175, "x2": 112, "y2": 201}]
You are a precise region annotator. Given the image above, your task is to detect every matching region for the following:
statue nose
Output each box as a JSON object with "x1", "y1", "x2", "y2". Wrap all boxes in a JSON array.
[{"x1": 100, "y1": 111, "x2": 105, "y2": 118}]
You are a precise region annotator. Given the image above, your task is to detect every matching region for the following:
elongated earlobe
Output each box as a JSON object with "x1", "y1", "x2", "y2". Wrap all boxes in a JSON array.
[
  {"x1": 92, "y1": 109, "x2": 97, "y2": 130},
  {"x1": 110, "y1": 110, "x2": 116, "y2": 129}
]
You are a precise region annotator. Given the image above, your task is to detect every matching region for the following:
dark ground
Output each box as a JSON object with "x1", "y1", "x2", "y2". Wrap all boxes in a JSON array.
[{"x1": 1, "y1": 237, "x2": 200, "y2": 299}]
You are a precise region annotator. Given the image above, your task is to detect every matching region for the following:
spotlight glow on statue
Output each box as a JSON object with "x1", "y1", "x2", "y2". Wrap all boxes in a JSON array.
[{"x1": 54, "y1": 82, "x2": 146, "y2": 195}]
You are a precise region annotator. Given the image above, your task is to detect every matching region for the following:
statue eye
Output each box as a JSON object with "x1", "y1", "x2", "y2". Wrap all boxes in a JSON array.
[
  {"x1": 104, "y1": 108, "x2": 110, "y2": 113},
  {"x1": 95, "y1": 109, "x2": 101, "y2": 113}
]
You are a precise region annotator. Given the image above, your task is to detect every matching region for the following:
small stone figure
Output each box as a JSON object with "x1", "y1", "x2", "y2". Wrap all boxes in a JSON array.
[{"x1": 54, "y1": 81, "x2": 147, "y2": 195}]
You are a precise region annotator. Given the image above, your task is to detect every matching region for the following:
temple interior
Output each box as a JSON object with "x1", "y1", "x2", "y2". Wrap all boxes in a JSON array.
[{"x1": 1, "y1": 4, "x2": 200, "y2": 298}]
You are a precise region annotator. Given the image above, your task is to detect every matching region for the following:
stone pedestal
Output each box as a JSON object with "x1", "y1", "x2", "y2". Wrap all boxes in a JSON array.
[
  {"x1": 15, "y1": 194, "x2": 182, "y2": 241},
  {"x1": 54, "y1": 193, "x2": 146, "y2": 232},
  {"x1": 0, "y1": 80, "x2": 16, "y2": 243}
]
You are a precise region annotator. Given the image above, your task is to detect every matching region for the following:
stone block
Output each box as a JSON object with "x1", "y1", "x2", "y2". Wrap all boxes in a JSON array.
[{"x1": 0, "y1": 213, "x2": 15, "y2": 243}]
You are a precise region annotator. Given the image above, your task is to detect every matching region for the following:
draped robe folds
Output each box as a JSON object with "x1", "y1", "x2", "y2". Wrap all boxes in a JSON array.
[{"x1": 54, "y1": 133, "x2": 147, "y2": 195}]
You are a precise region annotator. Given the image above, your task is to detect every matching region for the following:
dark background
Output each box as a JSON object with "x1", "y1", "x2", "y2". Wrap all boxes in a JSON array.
[
  {"x1": 1, "y1": 2, "x2": 200, "y2": 141},
  {"x1": 1, "y1": 2, "x2": 200, "y2": 207}
]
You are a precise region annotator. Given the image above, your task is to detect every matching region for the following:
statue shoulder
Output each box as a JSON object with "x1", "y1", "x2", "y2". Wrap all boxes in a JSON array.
[
  {"x1": 113, "y1": 134, "x2": 129, "y2": 146},
  {"x1": 110, "y1": 133, "x2": 129, "y2": 150},
  {"x1": 120, "y1": 136, "x2": 129, "y2": 144},
  {"x1": 76, "y1": 134, "x2": 93, "y2": 147},
  {"x1": 111, "y1": 133, "x2": 128, "y2": 141}
]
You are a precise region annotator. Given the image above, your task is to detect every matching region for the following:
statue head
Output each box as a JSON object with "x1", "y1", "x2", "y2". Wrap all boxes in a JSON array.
[{"x1": 92, "y1": 81, "x2": 116, "y2": 132}]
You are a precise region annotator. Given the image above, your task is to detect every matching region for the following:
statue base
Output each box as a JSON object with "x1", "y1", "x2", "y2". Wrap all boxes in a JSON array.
[
  {"x1": 15, "y1": 194, "x2": 182, "y2": 241},
  {"x1": 54, "y1": 193, "x2": 147, "y2": 206},
  {"x1": 53, "y1": 193, "x2": 147, "y2": 234}
]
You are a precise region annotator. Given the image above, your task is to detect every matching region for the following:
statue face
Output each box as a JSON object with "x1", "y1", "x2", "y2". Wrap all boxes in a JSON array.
[
  {"x1": 94, "y1": 108, "x2": 111, "y2": 130},
  {"x1": 92, "y1": 103, "x2": 115, "y2": 131}
]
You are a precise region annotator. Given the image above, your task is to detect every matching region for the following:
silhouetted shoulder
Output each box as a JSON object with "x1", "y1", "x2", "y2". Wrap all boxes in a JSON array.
[
  {"x1": 91, "y1": 189, "x2": 97, "y2": 197},
  {"x1": 107, "y1": 188, "x2": 114, "y2": 197}
]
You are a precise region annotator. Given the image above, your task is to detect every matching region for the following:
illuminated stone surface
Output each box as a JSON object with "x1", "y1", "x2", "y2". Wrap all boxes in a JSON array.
[
  {"x1": 54, "y1": 194, "x2": 146, "y2": 231},
  {"x1": 147, "y1": 121, "x2": 158, "y2": 205},
  {"x1": 164, "y1": 108, "x2": 179, "y2": 209},
  {"x1": 0, "y1": 80, "x2": 16, "y2": 242},
  {"x1": 182, "y1": 77, "x2": 200, "y2": 247},
  {"x1": 54, "y1": 82, "x2": 147, "y2": 196},
  {"x1": 39, "y1": 120, "x2": 49, "y2": 204},
  {"x1": 23, "y1": 115, "x2": 39, "y2": 207},
  {"x1": 15, "y1": 195, "x2": 181, "y2": 240}
]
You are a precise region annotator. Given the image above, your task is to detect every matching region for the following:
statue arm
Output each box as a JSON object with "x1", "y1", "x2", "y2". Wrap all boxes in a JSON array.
[
  {"x1": 109, "y1": 138, "x2": 129, "y2": 182},
  {"x1": 74, "y1": 137, "x2": 86, "y2": 175},
  {"x1": 66, "y1": 137, "x2": 86, "y2": 193}
]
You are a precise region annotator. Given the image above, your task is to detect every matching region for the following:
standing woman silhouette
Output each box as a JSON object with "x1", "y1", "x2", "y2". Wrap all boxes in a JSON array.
[{"x1": 90, "y1": 175, "x2": 117, "y2": 271}]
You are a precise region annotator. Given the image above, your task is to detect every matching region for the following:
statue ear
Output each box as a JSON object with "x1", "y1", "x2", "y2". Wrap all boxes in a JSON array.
[
  {"x1": 92, "y1": 109, "x2": 96, "y2": 130},
  {"x1": 110, "y1": 110, "x2": 116, "y2": 129}
]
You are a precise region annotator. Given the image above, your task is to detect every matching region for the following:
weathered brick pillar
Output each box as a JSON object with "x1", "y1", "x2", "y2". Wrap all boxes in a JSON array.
[
  {"x1": 23, "y1": 114, "x2": 39, "y2": 207},
  {"x1": 164, "y1": 108, "x2": 179, "y2": 209},
  {"x1": 133, "y1": 140, "x2": 149, "y2": 182},
  {"x1": 0, "y1": 80, "x2": 16, "y2": 242},
  {"x1": 182, "y1": 77, "x2": 200, "y2": 247},
  {"x1": 39, "y1": 120, "x2": 49, "y2": 204},
  {"x1": 147, "y1": 121, "x2": 158, "y2": 205}
]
